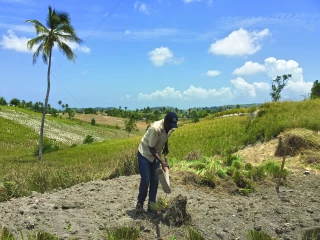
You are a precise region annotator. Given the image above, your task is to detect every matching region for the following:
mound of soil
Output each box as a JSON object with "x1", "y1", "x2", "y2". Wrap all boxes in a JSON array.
[{"x1": 0, "y1": 169, "x2": 319, "y2": 240}]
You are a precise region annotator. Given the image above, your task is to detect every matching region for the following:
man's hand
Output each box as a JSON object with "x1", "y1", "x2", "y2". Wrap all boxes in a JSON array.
[{"x1": 160, "y1": 161, "x2": 169, "y2": 171}]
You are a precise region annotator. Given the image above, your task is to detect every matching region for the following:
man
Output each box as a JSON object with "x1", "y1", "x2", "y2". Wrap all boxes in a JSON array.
[{"x1": 136, "y1": 112, "x2": 178, "y2": 213}]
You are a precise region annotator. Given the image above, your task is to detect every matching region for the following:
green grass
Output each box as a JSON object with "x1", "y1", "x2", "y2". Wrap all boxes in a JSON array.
[{"x1": 0, "y1": 100, "x2": 320, "y2": 199}]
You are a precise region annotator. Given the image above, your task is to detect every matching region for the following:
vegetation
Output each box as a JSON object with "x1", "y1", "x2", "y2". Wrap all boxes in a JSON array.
[
  {"x1": 26, "y1": 6, "x2": 82, "y2": 161},
  {"x1": 0, "y1": 100, "x2": 320, "y2": 200},
  {"x1": 246, "y1": 229, "x2": 274, "y2": 240},
  {"x1": 270, "y1": 74, "x2": 292, "y2": 102},
  {"x1": 310, "y1": 80, "x2": 320, "y2": 99}
]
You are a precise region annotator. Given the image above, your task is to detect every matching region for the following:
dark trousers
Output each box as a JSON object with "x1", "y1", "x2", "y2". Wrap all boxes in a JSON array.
[{"x1": 137, "y1": 151, "x2": 160, "y2": 209}]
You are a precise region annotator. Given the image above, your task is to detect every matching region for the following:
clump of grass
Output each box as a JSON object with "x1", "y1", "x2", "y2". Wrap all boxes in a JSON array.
[
  {"x1": 108, "y1": 150, "x2": 138, "y2": 179},
  {"x1": 150, "y1": 196, "x2": 168, "y2": 212},
  {"x1": 246, "y1": 229, "x2": 273, "y2": 240},
  {"x1": 185, "y1": 227, "x2": 205, "y2": 240},
  {"x1": 301, "y1": 227, "x2": 320, "y2": 240},
  {"x1": 216, "y1": 169, "x2": 227, "y2": 179},
  {"x1": 106, "y1": 226, "x2": 140, "y2": 240},
  {"x1": 0, "y1": 182, "x2": 19, "y2": 202},
  {"x1": 0, "y1": 226, "x2": 15, "y2": 240}
]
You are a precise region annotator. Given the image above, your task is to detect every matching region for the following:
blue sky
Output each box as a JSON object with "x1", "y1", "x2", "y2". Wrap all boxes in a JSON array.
[{"x1": 0, "y1": 0, "x2": 319, "y2": 109}]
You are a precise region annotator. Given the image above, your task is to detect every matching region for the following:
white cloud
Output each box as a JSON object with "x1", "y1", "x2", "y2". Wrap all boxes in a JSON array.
[
  {"x1": 138, "y1": 87, "x2": 183, "y2": 101},
  {"x1": 0, "y1": 29, "x2": 30, "y2": 52},
  {"x1": 134, "y1": 1, "x2": 149, "y2": 14},
  {"x1": 138, "y1": 85, "x2": 232, "y2": 102},
  {"x1": 233, "y1": 61, "x2": 266, "y2": 75},
  {"x1": 66, "y1": 42, "x2": 91, "y2": 53},
  {"x1": 219, "y1": 13, "x2": 320, "y2": 31},
  {"x1": 0, "y1": 23, "x2": 34, "y2": 33},
  {"x1": 206, "y1": 70, "x2": 221, "y2": 77},
  {"x1": 209, "y1": 28, "x2": 269, "y2": 56},
  {"x1": 1, "y1": 30, "x2": 90, "y2": 54},
  {"x1": 264, "y1": 57, "x2": 303, "y2": 82},
  {"x1": 148, "y1": 47, "x2": 183, "y2": 66},
  {"x1": 231, "y1": 77, "x2": 270, "y2": 98},
  {"x1": 231, "y1": 77, "x2": 257, "y2": 97},
  {"x1": 81, "y1": 70, "x2": 88, "y2": 75},
  {"x1": 263, "y1": 57, "x2": 312, "y2": 96},
  {"x1": 124, "y1": 30, "x2": 131, "y2": 35}
]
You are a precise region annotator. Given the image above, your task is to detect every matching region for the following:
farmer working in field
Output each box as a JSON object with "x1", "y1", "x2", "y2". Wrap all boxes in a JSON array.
[{"x1": 136, "y1": 112, "x2": 178, "y2": 213}]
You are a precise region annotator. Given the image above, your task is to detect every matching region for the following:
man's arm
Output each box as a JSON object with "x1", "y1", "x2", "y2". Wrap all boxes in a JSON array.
[
  {"x1": 162, "y1": 141, "x2": 169, "y2": 156},
  {"x1": 149, "y1": 147, "x2": 169, "y2": 170}
]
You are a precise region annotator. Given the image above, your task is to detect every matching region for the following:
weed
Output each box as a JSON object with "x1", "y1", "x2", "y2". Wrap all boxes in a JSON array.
[
  {"x1": 246, "y1": 229, "x2": 273, "y2": 240},
  {"x1": 185, "y1": 227, "x2": 205, "y2": 240},
  {"x1": 106, "y1": 226, "x2": 140, "y2": 240}
]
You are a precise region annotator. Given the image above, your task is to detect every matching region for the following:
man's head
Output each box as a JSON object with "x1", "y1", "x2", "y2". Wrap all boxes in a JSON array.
[{"x1": 164, "y1": 112, "x2": 178, "y2": 132}]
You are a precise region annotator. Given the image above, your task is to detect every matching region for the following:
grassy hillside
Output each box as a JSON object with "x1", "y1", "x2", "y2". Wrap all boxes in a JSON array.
[{"x1": 1, "y1": 100, "x2": 319, "y2": 198}]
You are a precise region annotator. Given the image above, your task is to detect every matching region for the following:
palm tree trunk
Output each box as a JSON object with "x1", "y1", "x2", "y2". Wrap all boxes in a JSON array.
[{"x1": 38, "y1": 49, "x2": 52, "y2": 161}]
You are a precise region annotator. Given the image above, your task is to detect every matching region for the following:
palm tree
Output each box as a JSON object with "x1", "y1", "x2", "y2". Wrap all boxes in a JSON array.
[
  {"x1": 58, "y1": 100, "x2": 62, "y2": 112},
  {"x1": 26, "y1": 6, "x2": 82, "y2": 161}
]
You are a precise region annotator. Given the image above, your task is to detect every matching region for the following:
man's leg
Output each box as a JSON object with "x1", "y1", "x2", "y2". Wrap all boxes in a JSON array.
[
  {"x1": 137, "y1": 151, "x2": 151, "y2": 211},
  {"x1": 148, "y1": 159, "x2": 160, "y2": 211}
]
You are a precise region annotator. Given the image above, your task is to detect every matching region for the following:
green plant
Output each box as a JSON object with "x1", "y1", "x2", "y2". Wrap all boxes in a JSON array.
[
  {"x1": 106, "y1": 226, "x2": 140, "y2": 240},
  {"x1": 185, "y1": 227, "x2": 205, "y2": 240},
  {"x1": 0, "y1": 226, "x2": 15, "y2": 240},
  {"x1": 301, "y1": 227, "x2": 320, "y2": 240},
  {"x1": 270, "y1": 74, "x2": 292, "y2": 102},
  {"x1": 246, "y1": 229, "x2": 273, "y2": 240},
  {"x1": 0, "y1": 182, "x2": 19, "y2": 202},
  {"x1": 83, "y1": 135, "x2": 94, "y2": 144},
  {"x1": 91, "y1": 118, "x2": 96, "y2": 126},
  {"x1": 149, "y1": 196, "x2": 168, "y2": 212},
  {"x1": 216, "y1": 169, "x2": 227, "y2": 179},
  {"x1": 33, "y1": 139, "x2": 59, "y2": 156}
]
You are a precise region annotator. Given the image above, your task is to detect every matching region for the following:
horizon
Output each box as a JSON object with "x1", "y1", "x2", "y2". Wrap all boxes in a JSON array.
[{"x1": 1, "y1": 0, "x2": 319, "y2": 109}]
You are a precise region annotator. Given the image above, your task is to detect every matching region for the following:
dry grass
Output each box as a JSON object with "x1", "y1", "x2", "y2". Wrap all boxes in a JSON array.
[{"x1": 74, "y1": 113, "x2": 147, "y2": 130}]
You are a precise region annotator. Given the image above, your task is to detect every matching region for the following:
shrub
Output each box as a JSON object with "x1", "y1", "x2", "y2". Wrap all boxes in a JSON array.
[
  {"x1": 91, "y1": 118, "x2": 96, "y2": 126},
  {"x1": 33, "y1": 140, "x2": 59, "y2": 156},
  {"x1": 83, "y1": 135, "x2": 94, "y2": 144}
]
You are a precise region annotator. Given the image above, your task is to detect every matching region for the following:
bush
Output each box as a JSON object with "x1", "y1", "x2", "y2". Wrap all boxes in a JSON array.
[
  {"x1": 83, "y1": 135, "x2": 94, "y2": 144},
  {"x1": 91, "y1": 118, "x2": 96, "y2": 126},
  {"x1": 33, "y1": 140, "x2": 59, "y2": 156}
]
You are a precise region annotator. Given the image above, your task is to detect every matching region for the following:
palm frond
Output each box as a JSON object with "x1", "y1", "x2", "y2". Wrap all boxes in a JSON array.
[
  {"x1": 25, "y1": 20, "x2": 49, "y2": 35},
  {"x1": 56, "y1": 40, "x2": 76, "y2": 62},
  {"x1": 27, "y1": 35, "x2": 47, "y2": 50},
  {"x1": 32, "y1": 42, "x2": 44, "y2": 65},
  {"x1": 56, "y1": 32, "x2": 82, "y2": 43}
]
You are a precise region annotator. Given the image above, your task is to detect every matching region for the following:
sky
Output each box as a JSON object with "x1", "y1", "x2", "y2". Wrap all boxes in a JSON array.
[{"x1": 0, "y1": 0, "x2": 320, "y2": 110}]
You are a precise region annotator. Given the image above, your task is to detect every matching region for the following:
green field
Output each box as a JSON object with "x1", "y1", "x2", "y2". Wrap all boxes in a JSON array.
[{"x1": 1, "y1": 99, "x2": 320, "y2": 198}]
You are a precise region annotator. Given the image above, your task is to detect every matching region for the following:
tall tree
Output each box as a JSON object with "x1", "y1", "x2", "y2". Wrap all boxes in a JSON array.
[
  {"x1": 270, "y1": 74, "x2": 292, "y2": 102},
  {"x1": 26, "y1": 6, "x2": 82, "y2": 161},
  {"x1": 310, "y1": 80, "x2": 320, "y2": 99}
]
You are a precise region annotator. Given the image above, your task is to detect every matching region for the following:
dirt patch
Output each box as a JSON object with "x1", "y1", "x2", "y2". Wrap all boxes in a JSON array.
[{"x1": 0, "y1": 169, "x2": 319, "y2": 240}]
